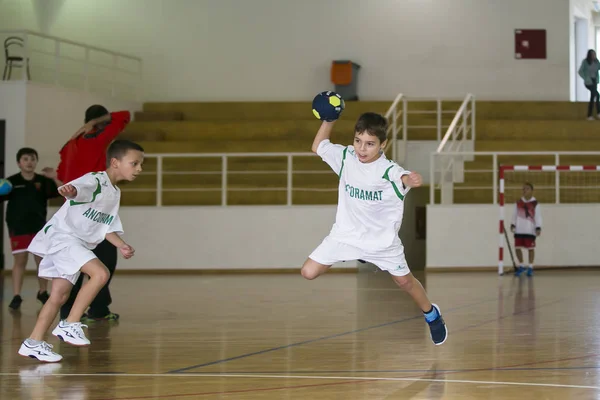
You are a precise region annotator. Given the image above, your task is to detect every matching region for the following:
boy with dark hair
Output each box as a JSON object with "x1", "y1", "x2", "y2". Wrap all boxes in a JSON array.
[
  {"x1": 19, "y1": 140, "x2": 144, "y2": 363},
  {"x1": 301, "y1": 113, "x2": 448, "y2": 345},
  {"x1": 1, "y1": 148, "x2": 62, "y2": 310},
  {"x1": 57, "y1": 104, "x2": 131, "y2": 322}
]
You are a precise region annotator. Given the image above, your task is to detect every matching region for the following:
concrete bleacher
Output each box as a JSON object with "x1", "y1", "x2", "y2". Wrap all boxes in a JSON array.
[
  {"x1": 119, "y1": 100, "x2": 599, "y2": 206},
  {"x1": 119, "y1": 100, "x2": 459, "y2": 206}
]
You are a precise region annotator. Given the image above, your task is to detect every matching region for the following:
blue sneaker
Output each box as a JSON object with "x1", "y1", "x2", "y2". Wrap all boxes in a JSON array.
[
  {"x1": 514, "y1": 266, "x2": 525, "y2": 277},
  {"x1": 526, "y1": 267, "x2": 534, "y2": 277},
  {"x1": 426, "y1": 304, "x2": 448, "y2": 345}
]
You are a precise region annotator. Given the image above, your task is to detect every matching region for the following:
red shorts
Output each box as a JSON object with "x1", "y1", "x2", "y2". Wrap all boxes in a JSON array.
[
  {"x1": 9, "y1": 233, "x2": 36, "y2": 254},
  {"x1": 514, "y1": 237, "x2": 536, "y2": 249}
]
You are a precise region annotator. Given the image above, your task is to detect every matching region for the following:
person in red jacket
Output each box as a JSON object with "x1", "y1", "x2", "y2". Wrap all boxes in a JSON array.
[{"x1": 57, "y1": 105, "x2": 131, "y2": 322}]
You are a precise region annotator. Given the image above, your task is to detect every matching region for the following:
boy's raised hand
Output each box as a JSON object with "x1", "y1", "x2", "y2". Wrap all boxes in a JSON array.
[
  {"x1": 58, "y1": 184, "x2": 77, "y2": 199},
  {"x1": 71, "y1": 121, "x2": 95, "y2": 140}
]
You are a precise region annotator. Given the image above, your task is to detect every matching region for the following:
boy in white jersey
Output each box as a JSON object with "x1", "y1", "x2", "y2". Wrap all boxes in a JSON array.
[
  {"x1": 302, "y1": 113, "x2": 448, "y2": 345},
  {"x1": 510, "y1": 182, "x2": 542, "y2": 277},
  {"x1": 18, "y1": 140, "x2": 144, "y2": 363}
]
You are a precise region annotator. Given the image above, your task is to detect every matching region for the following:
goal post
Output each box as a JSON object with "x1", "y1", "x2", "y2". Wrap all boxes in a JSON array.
[{"x1": 498, "y1": 164, "x2": 600, "y2": 275}]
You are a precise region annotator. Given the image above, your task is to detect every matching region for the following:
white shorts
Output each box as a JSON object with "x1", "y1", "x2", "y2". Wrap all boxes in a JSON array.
[
  {"x1": 37, "y1": 244, "x2": 97, "y2": 285},
  {"x1": 309, "y1": 236, "x2": 411, "y2": 277}
]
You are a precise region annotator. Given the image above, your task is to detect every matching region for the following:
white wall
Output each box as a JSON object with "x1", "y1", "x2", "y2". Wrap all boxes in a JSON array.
[
  {"x1": 0, "y1": 0, "x2": 575, "y2": 102},
  {"x1": 427, "y1": 204, "x2": 600, "y2": 268},
  {"x1": 7, "y1": 205, "x2": 352, "y2": 271},
  {"x1": 0, "y1": 82, "x2": 27, "y2": 178}
]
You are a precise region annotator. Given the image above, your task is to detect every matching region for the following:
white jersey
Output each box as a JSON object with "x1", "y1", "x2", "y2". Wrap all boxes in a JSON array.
[
  {"x1": 317, "y1": 139, "x2": 411, "y2": 251},
  {"x1": 30, "y1": 171, "x2": 123, "y2": 255},
  {"x1": 511, "y1": 196, "x2": 542, "y2": 236}
]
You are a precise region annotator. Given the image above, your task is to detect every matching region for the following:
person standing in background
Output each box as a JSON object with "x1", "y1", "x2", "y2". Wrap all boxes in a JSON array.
[
  {"x1": 578, "y1": 49, "x2": 600, "y2": 120},
  {"x1": 57, "y1": 105, "x2": 131, "y2": 322},
  {"x1": 3, "y1": 148, "x2": 62, "y2": 310}
]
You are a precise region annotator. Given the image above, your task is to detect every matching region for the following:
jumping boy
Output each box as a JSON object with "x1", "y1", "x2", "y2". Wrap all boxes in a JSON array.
[
  {"x1": 2, "y1": 148, "x2": 62, "y2": 310},
  {"x1": 302, "y1": 113, "x2": 448, "y2": 345},
  {"x1": 511, "y1": 182, "x2": 542, "y2": 277},
  {"x1": 18, "y1": 140, "x2": 144, "y2": 362}
]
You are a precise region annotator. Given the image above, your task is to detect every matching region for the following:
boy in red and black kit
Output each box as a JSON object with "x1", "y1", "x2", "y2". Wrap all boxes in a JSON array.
[
  {"x1": 57, "y1": 105, "x2": 131, "y2": 321},
  {"x1": 3, "y1": 148, "x2": 62, "y2": 310}
]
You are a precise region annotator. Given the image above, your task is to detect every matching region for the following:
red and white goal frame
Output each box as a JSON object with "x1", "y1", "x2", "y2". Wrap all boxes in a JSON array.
[{"x1": 498, "y1": 164, "x2": 600, "y2": 275}]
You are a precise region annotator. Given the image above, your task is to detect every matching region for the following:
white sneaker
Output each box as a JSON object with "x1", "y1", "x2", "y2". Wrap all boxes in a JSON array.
[
  {"x1": 52, "y1": 321, "x2": 90, "y2": 346},
  {"x1": 18, "y1": 340, "x2": 63, "y2": 363}
]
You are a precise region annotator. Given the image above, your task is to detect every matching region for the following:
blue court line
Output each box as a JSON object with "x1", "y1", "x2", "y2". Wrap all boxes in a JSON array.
[
  {"x1": 167, "y1": 296, "x2": 498, "y2": 374},
  {"x1": 177, "y1": 366, "x2": 600, "y2": 374}
]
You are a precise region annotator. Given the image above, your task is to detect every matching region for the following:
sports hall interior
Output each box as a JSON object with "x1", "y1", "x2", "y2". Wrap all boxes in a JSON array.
[{"x1": 1, "y1": 1, "x2": 600, "y2": 399}]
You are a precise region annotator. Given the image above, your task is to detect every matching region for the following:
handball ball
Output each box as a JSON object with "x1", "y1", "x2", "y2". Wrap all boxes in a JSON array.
[
  {"x1": 0, "y1": 179, "x2": 12, "y2": 196},
  {"x1": 312, "y1": 91, "x2": 345, "y2": 122}
]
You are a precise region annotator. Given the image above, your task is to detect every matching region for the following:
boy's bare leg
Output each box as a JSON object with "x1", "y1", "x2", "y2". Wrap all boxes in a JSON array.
[
  {"x1": 65, "y1": 259, "x2": 110, "y2": 323},
  {"x1": 29, "y1": 278, "x2": 72, "y2": 341},
  {"x1": 34, "y1": 255, "x2": 48, "y2": 293},
  {"x1": 300, "y1": 258, "x2": 331, "y2": 280},
  {"x1": 11, "y1": 252, "x2": 28, "y2": 296},
  {"x1": 390, "y1": 273, "x2": 432, "y2": 312},
  {"x1": 515, "y1": 248, "x2": 524, "y2": 265},
  {"x1": 391, "y1": 272, "x2": 447, "y2": 345},
  {"x1": 528, "y1": 249, "x2": 535, "y2": 265}
]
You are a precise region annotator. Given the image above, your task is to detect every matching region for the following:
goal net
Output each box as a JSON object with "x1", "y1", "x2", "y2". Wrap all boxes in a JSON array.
[{"x1": 498, "y1": 165, "x2": 600, "y2": 275}]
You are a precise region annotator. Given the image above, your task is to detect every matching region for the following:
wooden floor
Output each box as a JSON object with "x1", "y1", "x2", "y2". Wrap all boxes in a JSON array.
[{"x1": 0, "y1": 267, "x2": 598, "y2": 399}]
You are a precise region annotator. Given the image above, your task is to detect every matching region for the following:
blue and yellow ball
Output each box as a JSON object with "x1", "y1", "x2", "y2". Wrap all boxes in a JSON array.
[
  {"x1": 0, "y1": 179, "x2": 12, "y2": 196},
  {"x1": 312, "y1": 91, "x2": 345, "y2": 122}
]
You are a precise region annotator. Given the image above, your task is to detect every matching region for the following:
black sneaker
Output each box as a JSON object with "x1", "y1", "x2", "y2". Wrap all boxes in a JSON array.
[
  {"x1": 37, "y1": 291, "x2": 50, "y2": 305},
  {"x1": 426, "y1": 304, "x2": 448, "y2": 345},
  {"x1": 8, "y1": 295, "x2": 23, "y2": 310}
]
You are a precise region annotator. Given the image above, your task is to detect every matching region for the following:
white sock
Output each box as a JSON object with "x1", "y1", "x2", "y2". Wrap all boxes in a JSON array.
[
  {"x1": 528, "y1": 264, "x2": 533, "y2": 269},
  {"x1": 25, "y1": 338, "x2": 42, "y2": 346}
]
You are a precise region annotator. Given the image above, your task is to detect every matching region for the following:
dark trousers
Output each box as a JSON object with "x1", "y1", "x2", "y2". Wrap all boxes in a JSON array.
[
  {"x1": 60, "y1": 239, "x2": 117, "y2": 319},
  {"x1": 586, "y1": 82, "x2": 600, "y2": 117}
]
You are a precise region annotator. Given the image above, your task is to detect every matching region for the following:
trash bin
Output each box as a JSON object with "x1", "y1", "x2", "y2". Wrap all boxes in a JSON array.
[{"x1": 331, "y1": 60, "x2": 361, "y2": 101}]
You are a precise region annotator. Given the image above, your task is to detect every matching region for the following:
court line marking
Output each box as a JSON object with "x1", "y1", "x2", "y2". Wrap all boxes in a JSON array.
[
  {"x1": 167, "y1": 296, "x2": 500, "y2": 373},
  {"x1": 1, "y1": 372, "x2": 599, "y2": 391},
  {"x1": 175, "y1": 365, "x2": 600, "y2": 373}
]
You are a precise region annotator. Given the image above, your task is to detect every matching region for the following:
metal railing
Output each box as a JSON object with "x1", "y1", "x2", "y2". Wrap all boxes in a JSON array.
[
  {"x1": 384, "y1": 93, "x2": 406, "y2": 161},
  {"x1": 430, "y1": 151, "x2": 600, "y2": 204},
  {"x1": 117, "y1": 95, "x2": 474, "y2": 206},
  {"x1": 0, "y1": 30, "x2": 142, "y2": 100},
  {"x1": 384, "y1": 94, "x2": 472, "y2": 162},
  {"x1": 429, "y1": 94, "x2": 476, "y2": 203},
  {"x1": 436, "y1": 94, "x2": 476, "y2": 153},
  {"x1": 123, "y1": 152, "x2": 334, "y2": 206}
]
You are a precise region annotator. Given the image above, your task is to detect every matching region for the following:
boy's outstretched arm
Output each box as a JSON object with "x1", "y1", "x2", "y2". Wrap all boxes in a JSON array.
[{"x1": 311, "y1": 121, "x2": 336, "y2": 153}]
